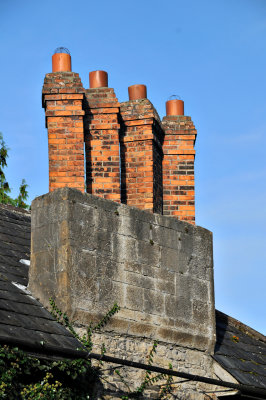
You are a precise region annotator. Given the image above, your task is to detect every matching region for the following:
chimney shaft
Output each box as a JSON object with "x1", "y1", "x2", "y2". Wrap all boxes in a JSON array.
[
  {"x1": 42, "y1": 50, "x2": 85, "y2": 192},
  {"x1": 162, "y1": 99, "x2": 197, "y2": 224},
  {"x1": 120, "y1": 90, "x2": 164, "y2": 213},
  {"x1": 84, "y1": 72, "x2": 121, "y2": 202}
]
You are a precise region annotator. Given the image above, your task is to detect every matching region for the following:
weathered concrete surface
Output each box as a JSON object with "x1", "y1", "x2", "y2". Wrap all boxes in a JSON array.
[{"x1": 29, "y1": 187, "x2": 215, "y2": 352}]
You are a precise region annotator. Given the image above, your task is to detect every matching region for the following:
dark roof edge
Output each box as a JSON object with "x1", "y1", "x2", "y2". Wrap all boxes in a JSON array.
[
  {"x1": 216, "y1": 309, "x2": 266, "y2": 343},
  {"x1": 0, "y1": 203, "x2": 31, "y2": 216},
  {"x1": 0, "y1": 336, "x2": 87, "y2": 360}
]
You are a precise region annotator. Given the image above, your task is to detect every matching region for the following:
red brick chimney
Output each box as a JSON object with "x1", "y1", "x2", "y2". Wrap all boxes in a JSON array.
[
  {"x1": 42, "y1": 52, "x2": 197, "y2": 222},
  {"x1": 42, "y1": 48, "x2": 85, "y2": 192},
  {"x1": 120, "y1": 85, "x2": 164, "y2": 213},
  {"x1": 84, "y1": 71, "x2": 121, "y2": 202},
  {"x1": 162, "y1": 98, "x2": 197, "y2": 224}
]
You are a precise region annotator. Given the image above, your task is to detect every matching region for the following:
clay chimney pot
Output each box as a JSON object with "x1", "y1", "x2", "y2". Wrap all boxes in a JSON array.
[
  {"x1": 128, "y1": 84, "x2": 147, "y2": 100},
  {"x1": 89, "y1": 71, "x2": 108, "y2": 88},
  {"x1": 52, "y1": 53, "x2": 72, "y2": 72},
  {"x1": 166, "y1": 99, "x2": 184, "y2": 116}
]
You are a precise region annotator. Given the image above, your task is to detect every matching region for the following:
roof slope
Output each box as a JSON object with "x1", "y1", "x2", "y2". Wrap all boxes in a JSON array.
[
  {"x1": 0, "y1": 204, "x2": 30, "y2": 285},
  {"x1": 214, "y1": 310, "x2": 266, "y2": 391},
  {"x1": 0, "y1": 204, "x2": 82, "y2": 358}
]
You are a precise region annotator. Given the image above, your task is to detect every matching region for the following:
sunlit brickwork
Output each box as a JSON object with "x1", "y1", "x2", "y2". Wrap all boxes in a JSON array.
[
  {"x1": 42, "y1": 72, "x2": 85, "y2": 192},
  {"x1": 84, "y1": 88, "x2": 121, "y2": 202},
  {"x1": 162, "y1": 115, "x2": 197, "y2": 224}
]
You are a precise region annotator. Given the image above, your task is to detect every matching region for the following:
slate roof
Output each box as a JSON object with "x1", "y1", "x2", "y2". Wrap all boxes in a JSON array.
[
  {"x1": 214, "y1": 310, "x2": 266, "y2": 392},
  {"x1": 0, "y1": 204, "x2": 83, "y2": 359}
]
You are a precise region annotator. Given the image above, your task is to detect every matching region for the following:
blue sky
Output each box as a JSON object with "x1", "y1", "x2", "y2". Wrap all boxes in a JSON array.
[{"x1": 0, "y1": 0, "x2": 265, "y2": 334}]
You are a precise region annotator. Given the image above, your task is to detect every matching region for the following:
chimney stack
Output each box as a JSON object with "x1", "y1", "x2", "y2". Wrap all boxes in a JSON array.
[
  {"x1": 42, "y1": 48, "x2": 85, "y2": 192},
  {"x1": 84, "y1": 71, "x2": 121, "y2": 202},
  {"x1": 162, "y1": 98, "x2": 197, "y2": 224},
  {"x1": 120, "y1": 85, "x2": 164, "y2": 213},
  {"x1": 42, "y1": 50, "x2": 198, "y2": 221}
]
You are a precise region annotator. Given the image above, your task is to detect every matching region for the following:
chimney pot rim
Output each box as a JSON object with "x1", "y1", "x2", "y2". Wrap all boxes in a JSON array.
[
  {"x1": 128, "y1": 84, "x2": 147, "y2": 89},
  {"x1": 89, "y1": 70, "x2": 108, "y2": 74}
]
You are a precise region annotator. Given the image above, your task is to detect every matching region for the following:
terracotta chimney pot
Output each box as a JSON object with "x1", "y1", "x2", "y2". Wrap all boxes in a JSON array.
[
  {"x1": 52, "y1": 53, "x2": 72, "y2": 72},
  {"x1": 89, "y1": 71, "x2": 108, "y2": 88},
  {"x1": 166, "y1": 99, "x2": 184, "y2": 116},
  {"x1": 128, "y1": 84, "x2": 147, "y2": 100}
]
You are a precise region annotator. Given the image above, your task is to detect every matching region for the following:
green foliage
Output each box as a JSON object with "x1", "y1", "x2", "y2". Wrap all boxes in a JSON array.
[
  {"x1": 20, "y1": 372, "x2": 66, "y2": 399},
  {"x1": 0, "y1": 344, "x2": 95, "y2": 399},
  {"x1": 15, "y1": 179, "x2": 29, "y2": 209},
  {"x1": 0, "y1": 133, "x2": 11, "y2": 205},
  {"x1": 0, "y1": 132, "x2": 29, "y2": 209},
  {"x1": 158, "y1": 364, "x2": 174, "y2": 399}
]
